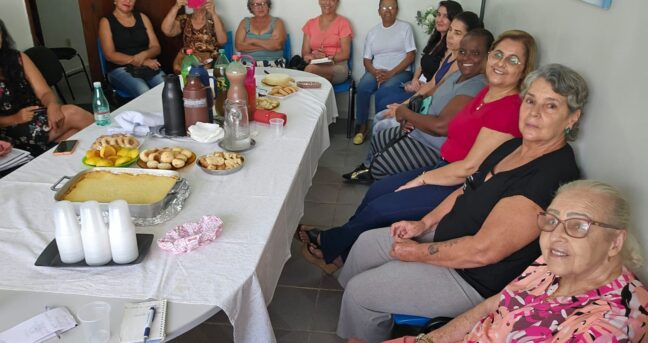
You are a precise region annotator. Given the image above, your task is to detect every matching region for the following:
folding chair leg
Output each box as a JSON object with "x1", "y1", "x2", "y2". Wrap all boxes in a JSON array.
[
  {"x1": 54, "y1": 84, "x2": 67, "y2": 104},
  {"x1": 76, "y1": 54, "x2": 93, "y2": 90},
  {"x1": 62, "y1": 73, "x2": 75, "y2": 101},
  {"x1": 346, "y1": 80, "x2": 356, "y2": 138}
]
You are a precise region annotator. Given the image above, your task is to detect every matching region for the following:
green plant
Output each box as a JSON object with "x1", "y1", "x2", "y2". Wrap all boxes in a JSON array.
[{"x1": 416, "y1": 6, "x2": 438, "y2": 34}]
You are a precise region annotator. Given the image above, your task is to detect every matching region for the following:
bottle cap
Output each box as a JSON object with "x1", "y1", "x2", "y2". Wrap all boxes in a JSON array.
[
  {"x1": 186, "y1": 48, "x2": 194, "y2": 55},
  {"x1": 232, "y1": 55, "x2": 241, "y2": 61},
  {"x1": 93, "y1": 81, "x2": 101, "y2": 88}
]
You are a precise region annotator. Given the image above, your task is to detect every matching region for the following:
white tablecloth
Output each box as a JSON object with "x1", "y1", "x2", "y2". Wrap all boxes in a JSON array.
[{"x1": 0, "y1": 69, "x2": 337, "y2": 342}]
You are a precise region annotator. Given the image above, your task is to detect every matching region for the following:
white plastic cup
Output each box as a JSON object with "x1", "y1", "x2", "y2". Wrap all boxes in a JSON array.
[
  {"x1": 80, "y1": 201, "x2": 112, "y2": 266},
  {"x1": 77, "y1": 301, "x2": 111, "y2": 343},
  {"x1": 269, "y1": 118, "x2": 284, "y2": 138},
  {"x1": 53, "y1": 201, "x2": 85, "y2": 263},
  {"x1": 108, "y1": 200, "x2": 139, "y2": 264}
]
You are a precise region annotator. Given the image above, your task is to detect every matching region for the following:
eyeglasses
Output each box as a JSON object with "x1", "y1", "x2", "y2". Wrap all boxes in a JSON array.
[
  {"x1": 537, "y1": 212, "x2": 623, "y2": 239},
  {"x1": 488, "y1": 50, "x2": 523, "y2": 67},
  {"x1": 380, "y1": 5, "x2": 397, "y2": 11},
  {"x1": 250, "y1": 2, "x2": 268, "y2": 8}
]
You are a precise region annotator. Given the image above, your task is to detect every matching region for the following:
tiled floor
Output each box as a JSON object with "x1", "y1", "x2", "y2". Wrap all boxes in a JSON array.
[
  {"x1": 57, "y1": 70, "x2": 369, "y2": 343},
  {"x1": 173, "y1": 120, "x2": 370, "y2": 343}
]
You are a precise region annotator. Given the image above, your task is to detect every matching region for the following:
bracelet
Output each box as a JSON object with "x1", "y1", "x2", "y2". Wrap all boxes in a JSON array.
[{"x1": 415, "y1": 333, "x2": 434, "y2": 343}]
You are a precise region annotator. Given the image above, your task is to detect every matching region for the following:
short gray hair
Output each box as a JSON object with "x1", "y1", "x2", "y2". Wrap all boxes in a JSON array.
[
  {"x1": 520, "y1": 64, "x2": 589, "y2": 140},
  {"x1": 556, "y1": 180, "x2": 643, "y2": 269}
]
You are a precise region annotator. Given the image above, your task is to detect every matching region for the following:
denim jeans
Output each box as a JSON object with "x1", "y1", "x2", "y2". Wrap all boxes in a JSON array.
[
  {"x1": 319, "y1": 161, "x2": 457, "y2": 263},
  {"x1": 108, "y1": 67, "x2": 165, "y2": 97},
  {"x1": 355, "y1": 71, "x2": 412, "y2": 127},
  {"x1": 374, "y1": 84, "x2": 414, "y2": 113}
]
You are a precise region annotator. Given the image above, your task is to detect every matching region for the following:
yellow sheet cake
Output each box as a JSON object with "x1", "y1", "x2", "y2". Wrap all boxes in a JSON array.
[{"x1": 62, "y1": 171, "x2": 177, "y2": 204}]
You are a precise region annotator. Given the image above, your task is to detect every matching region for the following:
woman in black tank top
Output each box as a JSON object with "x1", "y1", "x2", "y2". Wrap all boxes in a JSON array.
[{"x1": 98, "y1": 0, "x2": 165, "y2": 97}]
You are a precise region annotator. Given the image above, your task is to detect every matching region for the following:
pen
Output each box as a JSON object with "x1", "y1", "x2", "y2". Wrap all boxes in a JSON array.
[{"x1": 142, "y1": 306, "x2": 156, "y2": 343}]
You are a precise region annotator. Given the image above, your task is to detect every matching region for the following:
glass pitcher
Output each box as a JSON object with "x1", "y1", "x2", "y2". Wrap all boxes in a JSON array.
[{"x1": 223, "y1": 99, "x2": 251, "y2": 151}]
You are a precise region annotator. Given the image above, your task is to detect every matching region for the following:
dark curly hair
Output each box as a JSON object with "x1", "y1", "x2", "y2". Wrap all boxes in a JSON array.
[
  {"x1": 0, "y1": 19, "x2": 22, "y2": 92},
  {"x1": 247, "y1": 0, "x2": 272, "y2": 13}
]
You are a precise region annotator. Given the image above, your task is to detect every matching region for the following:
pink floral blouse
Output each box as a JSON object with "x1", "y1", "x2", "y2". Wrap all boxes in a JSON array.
[{"x1": 463, "y1": 257, "x2": 648, "y2": 342}]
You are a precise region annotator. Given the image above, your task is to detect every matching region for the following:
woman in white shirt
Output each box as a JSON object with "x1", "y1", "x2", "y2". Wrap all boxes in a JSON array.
[{"x1": 353, "y1": 0, "x2": 416, "y2": 145}]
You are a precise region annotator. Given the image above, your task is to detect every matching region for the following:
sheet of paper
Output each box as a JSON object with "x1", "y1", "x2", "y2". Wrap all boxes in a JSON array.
[{"x1": 0, "y1": 307, "x2": 77, "y2": 343}]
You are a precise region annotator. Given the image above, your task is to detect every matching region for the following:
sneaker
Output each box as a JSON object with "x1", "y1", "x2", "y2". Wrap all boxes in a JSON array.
[{"x1": 343, "y1": 164, "x2": 368, "y2": 180}]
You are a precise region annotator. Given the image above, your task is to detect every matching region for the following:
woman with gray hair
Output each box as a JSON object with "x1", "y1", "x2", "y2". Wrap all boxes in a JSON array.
[
  {"x1": 387, "y1": 180, "x2": 648, "y2": 342},
  {"x1": 235, "y1": 0, "x2": 287, "y2": 66},
  {"x1": 335, "y1": 64, "x2": 587, "y2": 342}
]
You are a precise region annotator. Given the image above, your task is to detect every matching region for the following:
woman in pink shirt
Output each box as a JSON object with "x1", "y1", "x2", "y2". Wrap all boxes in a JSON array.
[
  {"x1": 387, "y1": 180, "x2": 648, "y2": 343},
  {"x1": 301, "y1": 0, "x2": 353, "y2": 84}
]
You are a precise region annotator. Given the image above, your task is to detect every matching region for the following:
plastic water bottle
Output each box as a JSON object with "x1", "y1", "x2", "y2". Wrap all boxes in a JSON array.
[
  {"x1": 180, "y1": 48, "x2": 200, "y2": 85},
  {"x1": 213, "y1": 49, "x2": 230, "y2": 119},
  {"x1": 92, "y1": 82, "x2": 110, "y2": 126}
]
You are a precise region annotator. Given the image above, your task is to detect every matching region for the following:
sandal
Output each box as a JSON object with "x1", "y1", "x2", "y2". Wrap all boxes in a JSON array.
[
  {"x1": 294, "y1": 225, "x2": 322, "y2": 248},
  {"x1": 353, "y1": 133, "x2": 365, "y2": 145},
  {"x1": 301, "y1": 244, "x2": 339, "y2": 274}
]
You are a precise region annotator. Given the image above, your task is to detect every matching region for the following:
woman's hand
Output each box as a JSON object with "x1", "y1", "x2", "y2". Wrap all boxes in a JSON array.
[
  {"x1": 130, "y1": 52, "x2": 147, "y2": 67},
  {"x1": 204, "y1": 0, "x2": 217, "y2": 16},
  {"x1": 394, "y1": 103, "x2": 409, "y2": 122},
  {"x1": 175, "y1": 0, "x2": 187, "y2": 9},
  {"x1": 405, "y1": 79, "x2": 421, "y2": 92},
  {"x1": 312, "y1": 50, "x2": 327, "y2": 59},
  {"x1": 384, "y1": 103, "x2": 400, "y2": 118},
  {"x1": 390, "y1": 220, "x2": 427, "y2": 240},
  {"x1": 47, "y1": 103, "x2": 64, "y2": 130},
  {"x1": 13, "y1": 106, "x2": 40, "y2": 125},
  {"x1": 390, "y1": 237, "x2": 424, "y2": 262},
  {"x1": 395, "y1": 174, "x2": 426, "y2": 192},
  {"x1": 142, "y1": 59, "x2": 161, "y2": 70}
]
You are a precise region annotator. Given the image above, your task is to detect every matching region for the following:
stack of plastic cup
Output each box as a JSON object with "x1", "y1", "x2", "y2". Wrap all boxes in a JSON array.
[
  {"x1": 80, "y1": 201, "x2": 112, "y2": 266},
  {"x1": 52, "y1": 201, "x2": 85, "y2": 263},
  {"x1": 108, "y1": 200, "x2": 139, "y2": 264}
]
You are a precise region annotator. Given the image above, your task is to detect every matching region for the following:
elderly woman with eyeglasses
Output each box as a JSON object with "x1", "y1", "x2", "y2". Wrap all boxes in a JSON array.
[
  {"x1": 335, "y1": 63, "x2": 586, "y2": 343},
  {"x1": 387, "y1": 180, "x2": 648, "y2": 343},
  {"x1": 162, "y1": 0, "x2": 227, "y2": 73},
  {"x1": 234, "y1": 0, "x2": 287, "y2": 67},
  {"x1": 301, "y1": 0, "x2": 353, "y2": 84}
]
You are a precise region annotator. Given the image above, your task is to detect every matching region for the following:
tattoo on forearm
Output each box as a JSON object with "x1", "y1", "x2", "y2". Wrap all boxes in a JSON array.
[{"x1": 427, "y1": 240, "x2": 458, "y2": 256}]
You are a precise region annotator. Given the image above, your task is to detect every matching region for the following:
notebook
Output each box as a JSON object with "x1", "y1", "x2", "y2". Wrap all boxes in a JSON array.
[
  {"x1": 310, "y1": 57, "x2": 333, "y2": 65},
  {"x1": 119, "y1": 299, "x2": 167, "y2": 343},
  {"x1": 0, "y1": 306, "x2": 77, "y2": 343}
]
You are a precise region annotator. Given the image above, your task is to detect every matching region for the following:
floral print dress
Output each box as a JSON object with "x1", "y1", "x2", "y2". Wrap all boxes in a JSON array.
[
  {"x1": 463, "y1": 257, "x2": 648, "y2": 342},
  {"x1": 0, "y1": 51, "x2": 50, "y2": 156}
]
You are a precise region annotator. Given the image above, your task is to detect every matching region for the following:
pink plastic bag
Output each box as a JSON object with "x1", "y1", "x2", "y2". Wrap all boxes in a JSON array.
[{"x1": 157, "y1": 216, "x2": 223, "y2": 254}]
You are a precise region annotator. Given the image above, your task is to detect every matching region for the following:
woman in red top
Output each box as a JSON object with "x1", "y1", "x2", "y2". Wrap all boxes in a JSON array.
[{"x1": 297, "y1": 30, "x2": 538, "y2": 273}]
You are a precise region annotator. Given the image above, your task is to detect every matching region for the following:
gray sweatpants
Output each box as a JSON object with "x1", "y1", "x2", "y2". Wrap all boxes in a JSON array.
[{"x1": 336, "y1": 228, "x2": 484, "y2": 342}]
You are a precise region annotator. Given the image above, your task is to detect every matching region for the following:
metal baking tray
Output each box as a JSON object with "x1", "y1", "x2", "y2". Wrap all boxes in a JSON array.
[{"x1": 51, "y1": 167, "x2": 186, "y2": 218}]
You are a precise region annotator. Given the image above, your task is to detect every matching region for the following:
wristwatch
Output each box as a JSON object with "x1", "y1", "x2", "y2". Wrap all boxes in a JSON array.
[{"x1": 415, "y1": 333, "x2": 434, "y2": 343}]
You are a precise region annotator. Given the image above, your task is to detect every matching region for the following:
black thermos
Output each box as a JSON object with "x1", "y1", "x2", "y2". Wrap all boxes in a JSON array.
[{"x1": 162, "y1": 74, "x2": 186, "y2": 136}]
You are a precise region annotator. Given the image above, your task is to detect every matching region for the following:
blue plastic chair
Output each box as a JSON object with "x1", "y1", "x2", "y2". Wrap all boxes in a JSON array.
[
  {"x1": 283, "y1": 33, "x2": 292, "y2": 62},
  {"x1": 331, "y1": 42, "x2": 356, "y2": 138},
  {"x1": 223, "y1": 31, "x2": 234, "y2": 60},
  {"x1": 391, "y1": 314, "x2": 452, "y2": 338},
  {"x1": 392, "y1": 314, "x2": 432, "y2": 328},
  {"x1": 97, "y1": 40, "x2": 137, "y2": 101}
]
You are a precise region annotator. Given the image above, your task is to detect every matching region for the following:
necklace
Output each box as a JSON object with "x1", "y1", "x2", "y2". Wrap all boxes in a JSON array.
[{"x1": 475, "y1": 87, "x2": 517, "y2": 111}]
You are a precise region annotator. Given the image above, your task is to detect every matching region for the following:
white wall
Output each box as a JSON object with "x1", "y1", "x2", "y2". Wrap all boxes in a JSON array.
[
  {"x1": 1, "y1": 0, "x2": 32, "y2": 50},
  {"x1": 484, "y1": 0, "x2": 648, "y2": 279}
]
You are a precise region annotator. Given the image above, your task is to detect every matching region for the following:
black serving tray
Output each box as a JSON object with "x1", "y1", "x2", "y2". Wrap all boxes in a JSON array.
[{"x1": 34, "y1": 234, "x2": 154, "y2": 267}]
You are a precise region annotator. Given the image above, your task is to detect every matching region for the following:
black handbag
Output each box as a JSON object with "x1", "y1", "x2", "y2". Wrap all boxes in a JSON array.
[
  {"x1": 287, "y1": 55, "x2": 308, "y2": 71},
  {"x1": 125, "y1": 65, "x2": 159, "y2": 80}
]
